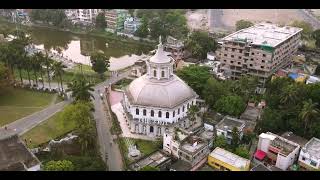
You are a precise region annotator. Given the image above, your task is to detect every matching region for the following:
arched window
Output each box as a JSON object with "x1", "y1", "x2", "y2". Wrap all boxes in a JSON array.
[
  {"x1": 136, "y1": 108, "x2": 139, "y2": 115},
  {"x1": 143, "y1": 109, "x2": 146, "y2": 116},
  {"x1": 182, "y1": 106, "x2": 185, "y2": 112},
  {"x1": 153, "y1": 70, "x2": 157, "y2": 77},
  {"x1": 192, "y1": 101, "x2": 194, "y2": 105},
  {"x1": 166, "y1": 112, "x2": 169, "y2": 118},
  {"x1": 158, "y1": 111, "x2": 162, "y2": 117},
  {"x1": 178, "y1": 108, "x2": 180, "y2": 114},
  {"x1": 173, "y1": 111, "x2": 175, "y2": 117},
  {"x1": 161, "y1": 71, "x2": 165, "y2": 77},
  {"x1": 151, "y1": 110, "x2": 154, "y2": 117},
  {"x1": 187, "y1": 103, "x2": 190, "y2": 109}
]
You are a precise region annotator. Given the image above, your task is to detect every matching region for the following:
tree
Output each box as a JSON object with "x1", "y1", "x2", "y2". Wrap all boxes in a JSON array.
[
  {"x1": 185, "y1": 31, "x2": 217, "y2": 60},
  {"x1": 95, "y1": 12, "x2": 107, "y2": 29},
  {"x1": 187, "y1": 105, "x2": 199, "y2": 125},
  {"x1": 214, "y1": 95, "x2": 246, "y2": 117},
  {"x1": 43, "y1": 53, "x2": 53, "y2": 89},
  {"x1": 234, "y1": 145, "x2": 250, "y2": 159},
  {"x1": 139, "y1": 165, "x2": 160, "y2": 171},
  {"x1": 299, "y1": 99, "x2": 320, "y2": 136},
  {"x1": 312, "y1": 29, "x2": 320, "y2": 48},
  {"x1": 214, "y1": 135, "x2": 228, "y2": 150},
  {"x1": 202, "y1": 77, "x2": 229, "y2": 107},
  {"x1": 34, "y1": 52, "x2": 45, "y2": 88},
  {"x1": 290, "y1": 20, "x2": 313, "y2": 39},
  {"x1": 90, "y1": 51, "x2": 109, "y2": 79},
  {"x1": 257, "y1": 107, "x2": 284, "y2": 134},
  {"x1": 149, "y1": 17, "x2": 167, "y2": 39},
  {"x1": 0, "y1": 62, "x2": 9, "y2": 93},
  {"x1": 235, "y1": 20, "x2": 254, "y2": 31},
  {"x1": 176, "y1": 65, "x2": 211, "y2": 97},
  {"x1": 52, "y1": 61, "x2": 65, "y2": 92},
  {"x1": 134, "y1": 16, "x2": 149, "y2": 38},
  {"x1": 66, "y1": 77, "x2": 94, "y2": 102},
  {"x1": 231, "y1": 127, "x2": 240, "y2": 150},
  {"x1": 44, "y1": 160, "x2": 74, "y2": 171}
]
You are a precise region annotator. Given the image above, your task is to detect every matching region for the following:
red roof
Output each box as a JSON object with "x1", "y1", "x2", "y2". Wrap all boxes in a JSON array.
[{"x1": 254, "y1": 150, "x2": 266, "y2": 161}]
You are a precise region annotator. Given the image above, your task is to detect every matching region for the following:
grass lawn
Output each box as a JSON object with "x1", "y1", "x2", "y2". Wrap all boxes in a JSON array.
[
  {"x1": 21, "y1": 105, "x2": 77, "y2": 148},
  {"x1": 118, "y1": 137, "x2": 162, "y2": 166},
  {"x1": 0, "y1": 87, "x2": 57, "y2": 126}
]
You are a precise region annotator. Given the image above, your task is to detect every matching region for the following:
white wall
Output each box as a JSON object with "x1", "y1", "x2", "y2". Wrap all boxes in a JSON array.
[
  {"x1": 27, "y1": 164, "x2": 41, "y2": 171},
  {"x1": 276, "y1": 147, "x2": 300, "y2": 170},
  {"x1": 258, "y1": 136, "x2": 272, "y2": 153},
  {"x1": 299, "y1": 150, "x2": 320, "y2": 169}
]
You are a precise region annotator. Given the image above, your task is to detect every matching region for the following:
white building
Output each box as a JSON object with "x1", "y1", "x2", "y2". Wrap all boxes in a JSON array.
[
  {"x1": 163, "y1": 129, "x2": 210, "y2": 167},
  {"x1": 65, "y1": 9, "x2": 101, "y2": 25},
  {"x1": 257, "y1": 132, "x2": 300, "y2": 170},
  {"x1": 123, "y1": 37, "x2": 198, "y2": 138},
  {"x1": 306, "y1": 76, "x2": 320, "y2": 84},
  {"x1": 215, "y1": 116, "x2": 245, "y2": 144},
  {"x1": 124, "y1": 17, "x2": 141, "y2": 34},
  {"x1": 298, "y1": 137, "x2": 320, "y2": 170}
]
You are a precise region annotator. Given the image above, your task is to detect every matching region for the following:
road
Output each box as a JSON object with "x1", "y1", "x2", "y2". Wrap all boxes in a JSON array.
[{"x1": 92, "y1": 70, "x2": 131, "y2": 171}]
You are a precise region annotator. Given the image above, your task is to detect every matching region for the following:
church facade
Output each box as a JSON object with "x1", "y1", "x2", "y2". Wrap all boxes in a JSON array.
[{"x1": 122, "y1": 37, "x2": 198, "y2": 138}]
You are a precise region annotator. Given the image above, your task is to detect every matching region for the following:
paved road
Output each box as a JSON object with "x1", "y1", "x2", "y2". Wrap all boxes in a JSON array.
[
  {"x1": 93, "y1": 70, "x2": 131, "y2": 171},
  {"x1": 4, "y1": 100, "x2": 70, "y2": 135}
]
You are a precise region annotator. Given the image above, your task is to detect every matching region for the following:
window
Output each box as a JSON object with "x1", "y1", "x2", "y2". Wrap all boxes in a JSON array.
[
  {"x1": 153, "y1": 70, "x2": 157, "y2": 77},
  {"x1": 192, "y1": 101, "x2": 194, "y2": 105},
  {"x1": 251, "y1": 52, "x2": 255, "y2": 55},
  {"x1": 187, "y1": 103, "x2": 190, "y2": 109},
  {"x1": 166, "y1": 112, "x2": 169, "y2": 118},
  {"x1": 224, "y1": 54, "x2": 227, "y2": 57},
  {"x1": 182, "y1": 106, "x2": 185, "y2": 112},
  {"x1": 173, "y1": 111, "x2": 175, "y2": 117},
  {"x1": 261, "y1": 66, "x2": 264, "y2": 69},
  {"x1": 225, "y1": 47, "x2": 228, "y2": 51},
  {"x1": 262, "y1": 60, "x2": 265, "y2": 63},
  {"x1": 251, "y1": 58, "x2": 254, "y2": 61},
  {"x1": 231, "y1": 55, "x2": 234, "y2": 58},
  {"x1": 263, "y1": 54, "x2": 266, "y2": 57},
  {"x1": 239, "y1": 50, "x2": 243, "y2": 53},
  {"x1": 178, "y1": 108, "x2": 180, "y2": 114},
  {"x1": 161, "y1": 71, "x2": 165, "y2": 77},
  {"x1": 224, "y1": 60, "x2": 226, "y2": 62},
  {"x1": 230, "y1": 61, "x2": 234, "y2": 63},
  {"x1": 143, "y1": 109, "x2": 146, "y2": 116},
  {"x1": 136, "y1": 108, "x2": 139, "y2": 115},
  {"x1": 158, "y1": 111, "x2": 162, "y2": 117},
  {"x1": 250, "y1": 64, "x2": 253, "y2": 67},
  {"x1": 302, "y1": 156, "x2": 306, "y2": 161},
  {"x1": 151, "y1": 110, "x2": 154, "y2": 117},
  {"x1": 232, "y1": 48, "x2": 235, "y2": 52},
  {"x1": 238, "y1": 62, "x2": 241, "y2": 65},
  {"x1": 310, "y1": 160, "x2": 317, "y2": 167},
  {"x1": 238, "y1": 56, "x2": 242, "y2": 59}
]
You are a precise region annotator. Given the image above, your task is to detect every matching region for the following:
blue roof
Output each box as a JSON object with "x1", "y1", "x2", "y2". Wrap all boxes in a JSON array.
[{"x1": 288, "y1": 73, "x2": 298, "y2": 80}]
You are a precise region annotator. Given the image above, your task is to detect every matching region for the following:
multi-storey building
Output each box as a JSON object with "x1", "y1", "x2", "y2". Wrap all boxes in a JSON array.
[
  {"x1": 216, "y1": 23, "x2": 302, "y2": 84},
  {"x1": 256, "y1": 132, "x2": 301, "y2": 170},
  {"x1": 105, "y1": 9, "x2": 129, "y2": 32},
  {"x1": 298, "y1": 137, "x2": 320, "y2": 170},
  {"x1": 215, "y1": 116, "x2": 245, "y2": 144},
  {"x1": 65, "y1": 9, "x2": 101, "y2": 25},
  {"x1": 124, "y1": 17, "x2": 141, "y2": 34}
]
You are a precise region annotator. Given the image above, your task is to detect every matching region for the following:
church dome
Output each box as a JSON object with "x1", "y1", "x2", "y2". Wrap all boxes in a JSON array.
[{"x1": 125, "y1": 75, "x2": 197, "y2": 108}]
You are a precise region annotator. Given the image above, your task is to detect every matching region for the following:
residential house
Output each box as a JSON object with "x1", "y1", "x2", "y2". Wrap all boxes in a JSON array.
[
  {"x1": 298, "y1": 137, "x2": 320, "y2": 170},
  {"x1": 129, "y1": 150, "x2": 172, "y2": 171},
  {"x1": 215, "y1": 116, "x2": 246, "y2": 144},
  {"x1": 124, "y1": 17, "x2": 141, "y2": 34},
  {"x1": 105, "y1": 9, "x2": 129, "y2": 32}
]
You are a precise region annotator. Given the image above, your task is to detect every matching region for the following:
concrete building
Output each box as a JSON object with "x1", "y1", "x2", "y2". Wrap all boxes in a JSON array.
[
  {"x1": 131, "y1": 55, "x2": 148, "y2": 77},
  {"x1": 164, "y1": 36, "x2": 185, "y2": 68},
  {"x1": 298, "y1": 137, "x2": 320, "y2": 170},
  {"x1": 123, "y1": 37, "x2": 198, "y2": 138},
  {"x1": 163, "y1": 128, "x2": 210, "y2": 167},
  {"x1": 129, "y1": 150, "x2": 172, "y2": 171},
  {"x1": 256, "y1": 132, "x2": 301, "y2": 170},
  {"x1": 124, "y1": 17, "x2": 141, "y2": 34},
  {"x1": 215, "y1": 116, "x2": 246, "y2": 144},
  {"x1": 65, "y1": 9, "x2": 101, "y2": 25},
  {"x1": 208, "y1": 147, "x2": 250, "y2": 171},
  {"x1": 0, "y1": 128, "x2": 41, "y2": 171},
  {"x1": 216, "y1": 22, "x2": 302, "y2": 84},
  {"x1": 105, "y1": 9, "x2": 129, "y2": 32}
]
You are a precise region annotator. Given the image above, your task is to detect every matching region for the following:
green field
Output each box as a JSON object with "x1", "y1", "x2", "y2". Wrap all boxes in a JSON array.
[
  {"x1": 0, "y1": 88, "x2": 57, "y2": 126},
  {"x1": 21, "y1": 105, "x2": 77, "y2": 148}
]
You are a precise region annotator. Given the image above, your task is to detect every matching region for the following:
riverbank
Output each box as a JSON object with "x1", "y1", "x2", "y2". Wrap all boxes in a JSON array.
[{"x1": 0, "y1": 17, "x2": 155, "y2": 47}]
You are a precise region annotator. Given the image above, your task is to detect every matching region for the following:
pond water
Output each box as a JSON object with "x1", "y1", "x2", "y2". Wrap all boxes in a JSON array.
[{"x1": 3, "y1": 23, "x2": 154, "y2": 66}]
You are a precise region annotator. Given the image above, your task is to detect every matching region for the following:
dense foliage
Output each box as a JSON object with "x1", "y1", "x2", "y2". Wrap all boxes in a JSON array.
[
  {"x1": 30, "y1": 9, "x2": 69, "y2": 28},
  {"x1": 44, "y1": 160, "x2": 74, "y2": 171},
  {"x1": 185, "y1": 31, "x2": 217, "y2": 60},
  {"x1": 235, "y1": 20, "x2": 254, "y2": 31},
  {"x1": 90, "y1": 51, "x2": 109, "y2": 79}
]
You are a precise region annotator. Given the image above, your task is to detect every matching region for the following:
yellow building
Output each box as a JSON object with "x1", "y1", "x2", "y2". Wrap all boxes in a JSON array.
[{"x1": 208, "y1": 147, "x2": 250, "y2": 171}]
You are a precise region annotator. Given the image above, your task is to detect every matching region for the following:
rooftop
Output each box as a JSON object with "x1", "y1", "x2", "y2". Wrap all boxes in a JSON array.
[
  {"x1": 129, "y1": 150, "x2": 171, "y2": 171},
  {"x1": 261, "y1": 132, "x2": 300, "y2": 156},
  {"x1": 0, "y1": 129, "x2": 40, "y2": 171},
  {"x1": 281, "y1": 132, "x2": 308, "y2": 147},
  {"x1": 301, "y1": 137, "x2": 320, "y2": 159},
  {"x1": 180, "y1": 136, "x2": 207, "y2": 154},
  {"x1": 222, "y1": 22, "x2": 302, "y2": 47},
  {"x1": 215, "y1": 116, "x2": 246, "y2": 132},
  {"x1": 209, "y1": 147, "x2": 250, "y2": 169},
  {"x1": 240, "y1": 105, "x2": 261, "y2": 121}
]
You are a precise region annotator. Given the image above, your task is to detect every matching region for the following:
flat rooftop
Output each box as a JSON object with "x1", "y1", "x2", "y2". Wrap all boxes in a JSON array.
[
  {"x1": 302, "y1": 137, "x2": 320, "y2": 159},
  {"x1": 129, "y1": 151, "x2": 171, "y2": 171},
  {"x1": 240, "y1": 106, "x2": 261, "y2": 121},
  {"x1": 0, "y1": 129, "x2": 40, "y2": 171},
  {"x1": 209, "y1": 147, "x2": 250, "y2": 169},
  {"x1": 181, "y1": 136, "x2": 207, "y2": 154},
  {"x1": 222, "y1": 22, "x2": 302, "y2": 47},
  {"x1": 281, "y1": 132, "x2": 308, "y2": 147},
  {"x1": 215, "y1": 116, "x2": 245, "y2": 132},
  {"x1": 263, "y1": 132, "x2": 300, "y2": 156}
]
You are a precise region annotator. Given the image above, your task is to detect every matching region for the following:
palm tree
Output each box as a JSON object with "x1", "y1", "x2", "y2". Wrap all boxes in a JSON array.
[
  {"x1": 44, "y1": 52, "x2": 53, "y2": 89},
  {"x1": 52, "y1": 61, "x2": 65, "y2": 92},
  {"x1": 24, "y1": 55, "x2": 32, "y2": 85},
  {"x1": 299, "y1": 99, "x2": 320, "y2": 136},
  {"x1": 66, "y1": 78, "x2": 94, "y2": 102},
  {"x1": 187, "y1": 105, "x2": 199, "y2": 126},
  {"x1": 34, "y1": 52, "x2": 45, "y2": 88},
  {"x1": 31, "y1": 52, "x2": 43, "y2": 87},
  {"x1": 280, "y1": 84, "x2": 300, "y2": 106}
]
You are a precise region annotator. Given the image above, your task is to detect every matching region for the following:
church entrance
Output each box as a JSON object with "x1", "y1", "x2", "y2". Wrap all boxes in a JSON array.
[{"x1": 150, "y1": 126, "x2": 154, "y2": 133}]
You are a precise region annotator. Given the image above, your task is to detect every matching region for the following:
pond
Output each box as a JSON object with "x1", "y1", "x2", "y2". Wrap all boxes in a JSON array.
[{"x1": 1, "y1": 21, "x2": 154, "y2": 66}]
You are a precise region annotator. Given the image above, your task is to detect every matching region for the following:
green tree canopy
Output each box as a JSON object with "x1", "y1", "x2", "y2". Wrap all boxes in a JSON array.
[
  {"x1": 90, "y1": 51, "x2": 109, "y2": 79},
  {"x1": 235, "y1": 20, "x2": 254, "y2": 31},
  {"x1": 231, "y1": 127, "x2": 240, "y2": 150},
  {"x1": 213, "y1": 135, "x2": 228, "y2": 150},
  {"x1": 234, "y1": 145, "x2": 250, "y2": 159},
  {"x1": 44, "y1": 160, "x2": 74, "y2": 171},
  {"x1": 185, "y1": 30, "x2": 217, "y2": 60},
  {"x1": 214, "y1": 95, "x2": 246, "y2": 117},
  {"x1": 202, "y1": 77, "x2": 229, "y2": 107},
  {"x1": 290, "y1": 20, "x2": 313, "y2": 39},
  {"x1": 95, "y1": 12, "x2": 107, "y2": 29},
  {"x1": 66, "y1": 77, "x2": 94, "y2": 102},
  {"x1": 0, "y1": 62, "x2": 9, "y2": 93},
  {"x1": 134, "y1": 16, "x2": 149, "y2": 38}
]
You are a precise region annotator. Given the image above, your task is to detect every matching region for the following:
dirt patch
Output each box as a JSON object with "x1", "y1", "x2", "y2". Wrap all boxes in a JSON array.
[{"x1": 186, "y1": 9, "x2": 209, "y2": 31}]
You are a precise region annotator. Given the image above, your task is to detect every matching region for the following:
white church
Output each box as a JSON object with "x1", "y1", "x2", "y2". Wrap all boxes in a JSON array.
[{"x1": 122, "y1": 37, "x2": 199, "y2": 138}]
